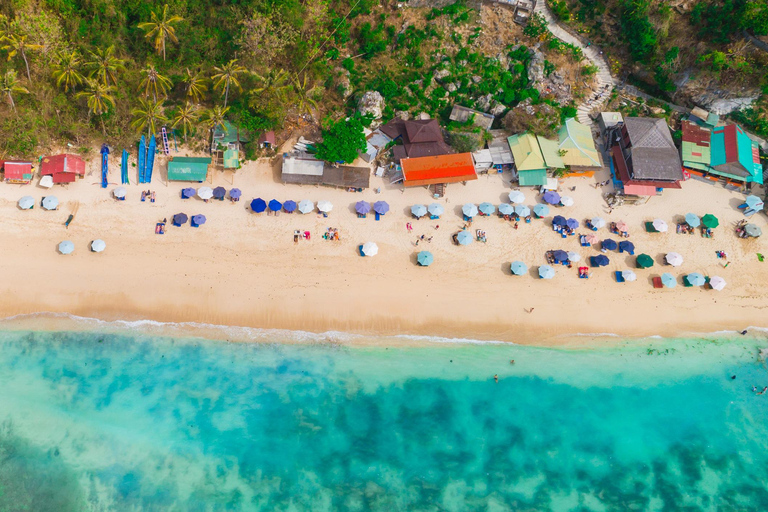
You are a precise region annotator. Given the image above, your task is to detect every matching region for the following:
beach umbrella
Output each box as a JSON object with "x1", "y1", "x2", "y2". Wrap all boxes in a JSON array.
[
  {"x1": 90, "y1": 239, "x2": 106, "y2": 252},
  {"x1": 250, "y1": 198, "x2": 267, "y2": 213},
  {"x1": 552, "y1": 215, "x2": 567, "y2": 227},
  {"x1": 457, "y1": 230, "x2": 473, "y2": 245},
  {"x1": 173, "y1": 213, "x2": 188, "y2": 225},
  {"x1": 618, "y1": 241, "x2": 635, "y2": 254},
  {"x1": 191, "y1": 214, "x2": 206, "y2": 226},
  {"x1": 622, "y1": 270, "x2": 637, "y2": 282},
  {"x1": 686, "y1": 273, "x2": 706, "y2": 286},
  {"x1": 560, "y1": 196, "x2": 574, "y2": 207},
  {"x1": 601, "y1": 239, "x2": 617, "y2": 251},
  {"x1": 685, "y1": 213, "x2": 700, "y2": 228},
  {"x1": 652, "y1": 219, "x2": 668, "y2": 232},
  {"x1": 508, "y1": 190, "x2": 526, "y2": 204},
  {"x1": 229, "y1": 188, "x2": 242, "y2": 199},
  {"x1": 567, "y1": 251, "x2": 581, "y2": 262},
  {"x1": 298, "y1": 200, "x2": 314, "y2": 214},
  {"x1": 283, "y1": 200, "x2": 297, "y2": 213},
  {"x1": 665, "y1": 252, "x2": 684, "y2": 267},
  {"x1": 417, "y1": 251, "x2": 434, "y2": 266},
  {"x1": 411, "y1": 204, "x2": 427, "y2": 218},
  {"x1": 428, "y1": 203, "x2": 444, "y2": 216},
  {"x1": 566, "y1": 218, "x2": 579, "y2": 229},
  {"x1": 317, "y1": 201, "x2": 333, "y2": 213},
  {"x1": 42, "y1": 196, "x2": 59, "y2": 210},
  {"x1": 615, "y1": 221, "x2": 629, "y2": 233},
  {"x1": 745, "y1": 195, "x2": 764, "y2": 210},
  {"x1": 498, "y1": 203, "x2": 515, "y2": 216},
  {"x1": 709, "y1": 276, "x2": 727, "y2": 291},
  {"x1": 362, "y1": 242, "x2": 378, "y2": 257},
  {"x1": 745, "y1": 223, "x2": 762, "y2": 237},
  {"x1": 39, "y1": 175, "x2": 53, "y2": 188},
  {"x1": 213, "y1": 186, "x2": 227, "y2": 200},
  {"x1": 538, "y1": 265, "x2": 555, "y2": 279},
  {"x1": 181, "y1": 187, "x2": 196, "y2": 199},
  {"x1": 591, "y1": 254, "x2": 610, "y2": 267},
  {"x1": 661, "y1": 273, "x2": 677, "y2": 288},
  {"x1": 701, "y1": 214, "x2": 719, "y2": 228},
  {"x1": 515, "y1": 205, "x2": 531, "y2": 217},
  {"x1": 479, "y1": 202, "x2": 495, "y2": 216},
  {"x1": 18, "y1": 196, "x2": 34, "y2": 210},
  {"x1": 197, "y1": 187, "x2": 214, "y2": 200},
  {"x1": 552, "y1": 250, "x2": 569, "y2": 263},
  {"x1": 356, "y1": 201, "x2": 372, "y2": 215},
  {"x1": 636, "y1": 254, "x2": 654, "y2": 268},
  {"x1": 373, "y1": 201, "x2": 389, "y2": 215},
  {"x1": 543, "y1": 191, "x2": 560, "y2": 205},
  {"x1": 113, "y1": 187, "x2": 127, "y2": 199},
  {"x1": 533, "y1": 204, "x2": 550, "y2": 217},
  {"x1": 510, "y1": 261, "x2": 528, "y2": 275},
  {"x1": 591, "y1": 217, "x2": 606, "y2": 229},
  {"x1": 462, "y1": 203, "x2": 478, "y2": 218},
  {"x1": 58, "y1": 240, "x2": 74, "y2": 255},
  {"x1": 268, "y1": 199, "x2": 282, "y2": 212},
  {"x1": 585, "y1": 233, "x2": 599, "y2": 245}
]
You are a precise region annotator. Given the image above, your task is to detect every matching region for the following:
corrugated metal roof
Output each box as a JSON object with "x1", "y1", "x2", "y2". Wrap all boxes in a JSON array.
[
  {"x1": 518, "y1": 169, "x2": 547, "y2": 186},
  {"x1": 401, "y1": 153, "x2": 476, "y2": 183},
  {"x1": 558, "y1": 118, "x2": 601, "y2": 168},
  {"x1": 538, "y1": 136, "x2": 565, "y2": 169},
  {"x1": 508, "y1": 133, "x2": 545, "y2": 171},
  {"x1": 168, "y1": 157, "x2": 211, "y2": 181}
]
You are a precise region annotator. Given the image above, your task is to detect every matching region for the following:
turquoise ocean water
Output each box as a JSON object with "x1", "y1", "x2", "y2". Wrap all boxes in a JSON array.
[{"x1": 0, "y1": 325, "x2": 767, "y2": 511}]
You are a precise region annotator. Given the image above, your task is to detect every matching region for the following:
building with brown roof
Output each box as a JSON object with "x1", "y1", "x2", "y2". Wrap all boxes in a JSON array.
[{"x1": 380, "y1": 119, "x2": 453, "y2": 162}]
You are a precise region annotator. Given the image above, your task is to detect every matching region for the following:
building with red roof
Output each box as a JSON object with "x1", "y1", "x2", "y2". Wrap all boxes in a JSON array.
[
  {"x1": 40, "y1": 154, "x2": 86, "y2": 184},
  {"x1": 1, "y1": 161, "x2": 34, "y2": 184},
  {"x1": 401, "y1": 153, "x2": 477, "y2": 187}
]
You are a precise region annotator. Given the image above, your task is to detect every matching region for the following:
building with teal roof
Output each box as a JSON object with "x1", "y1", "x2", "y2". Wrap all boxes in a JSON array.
[
  {"x1": 681, "y1": 121, "x2": 762, "y2": 185},
  {"x1": 508, "y1": 133, "x2": 564, "y2": 186}
]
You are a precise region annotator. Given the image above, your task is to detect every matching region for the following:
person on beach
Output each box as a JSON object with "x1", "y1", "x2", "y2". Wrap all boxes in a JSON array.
[
  {"x1": 753, "y1": 386, "x2": 758, "y2": 392},
  {"x1": 435, "y1": 225, "x2": 439, "y2": 230},
  {"x1": 758, "y1": 387, "x2": 768, "y2": 395}
]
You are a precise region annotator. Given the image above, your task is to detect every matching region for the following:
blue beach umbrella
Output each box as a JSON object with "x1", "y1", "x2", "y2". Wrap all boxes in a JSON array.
[
  {"x1": 18, "y1": 196, "x2": 34, "y2": 210},
  {"x1": 566, "y1": 218, "x2": 579, "y2": 229},
  {"x1": 457, "y1": 230, "x2": 473, "y2": 245},
  {"x1": 268, "y1": 199, "x2": 282, "y2": 212},
  {"x1": 298, "y1": 200, "x2": 314, "y2": 214},
  {"x1": 539, "y1": 265, "x2": 555, "y2": 279},
  {"x1": 746, "y1": 195, "x2": 764, "y2": 210},
  {"x1": 42, "y1": 196, "x2": 59, "y2": 210},
  {"x1": 411, "y1": 204, "x2": 427, "y2": 218},
  {"x1": 686, "y1": 273, "x2": 706, "y2": 286},
  {"x1": 58, "y1": 240, "x2": 74, "y2": 255},
  {"x1": 191, "y1": 214, "x2": 206, "y2": 226},
  {"x1": 478, "y1": 202, "x2": 495, "y2": 216},
  {"x1": 462, "y1": 203, "x2": 479, "y2": 218},
  {"x1": 373, "y1": 201, "x2": 389, "y2": 215},
  {"x1": 356, "y1": 201, "x2": 371, "y2": 215},
  {"x1": 543, "y1": 191, "x2": 561, "y2": 205},
  {"x1": 213, "y1": 187, "x2": 227, "y2": 200},
  {"x1": 601, "y1": 239, "x2": 618, "y2": 251},
  {"x1": 251, "y1": 198, "x2": 267, "y2": 213},
  {"x1": 283, "y1": 200, "x2": 297, "y2": 213},
  {"x1": 685, "y1": 213, "x2": 700, "y2": 227},
  {"x1": 498, "y1": 203, "x2": 515, "y2": 216},
  {"x1": 510, "y1": 261, "x2": 528, "y2": 275},
  {"x1": 515, "y1": 205, "x2": 531, "y2": 217},
  {"x1": 591, "y1": 254, "x2": 610, "y2": 267},
  {"x1": 661, "y1": 273, "x2": 677, "y2": 288},
  {"x1": 173, "y1": 213, "x2": 188, "y2": 225},
  {"x1": 618, "y1": 241, "x2": 635, "y2": 254},
  {"x1": 417, "y1": 251, "x2": 434, "y2": 266},
  {"x1": 181, "y1": 187, "x2": 196, "y2": 199},
  {"x1": 229, "y1": 188, "x2": 242, "y2": 199},
  {"x1": 428, "y1": 203, "x2": 444, "y2": 217},
  {"x1": 552, "y1": 215, "x2": 567, "y2": 227},
  {"x1": 533, "y1": 204, "x2": 549, "y2": 217},
  {"x1": 552, "y1": 250, "x2": 569, "y2": 263}
]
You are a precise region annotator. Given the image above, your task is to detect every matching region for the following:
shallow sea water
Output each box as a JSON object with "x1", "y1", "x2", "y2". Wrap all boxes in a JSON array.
[{"x1": 0, "y1": 328, "x2": 767, "y2": 511}]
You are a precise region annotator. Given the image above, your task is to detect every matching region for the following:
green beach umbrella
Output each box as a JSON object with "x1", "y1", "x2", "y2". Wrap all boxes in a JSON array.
[
  {"x1": 510, "y1": 261, "x2": 527, "y2": 275},
  {"x1": 417, "y1": 251, "x2": 433, "y2": 266},
  {"x1": 636, "y1": 254, "x2": 654, "y2": 269},
  {"x1": 701, "y1": 214, "x2": 719, "y2": 228}
]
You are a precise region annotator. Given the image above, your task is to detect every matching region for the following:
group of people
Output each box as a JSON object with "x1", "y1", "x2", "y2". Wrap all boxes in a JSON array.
[
  {"x1": 735, "y1": 220, "x2": 751, "y2": 238},
  {"x1": 676, "y1": 223, "x2": 695, "y2": 234},
  {"x1": 293, "y1": 230, "x2": 311, "y2": 243},
  {"x1": 140, "y1": 190, "x2": 156, "y2": 203},
  {"x1": 609, "y1": 222, "x2": 630, "y2": 238},
  {"x1": 322, "y1": 228, "x2": 340, "y2": 241}
]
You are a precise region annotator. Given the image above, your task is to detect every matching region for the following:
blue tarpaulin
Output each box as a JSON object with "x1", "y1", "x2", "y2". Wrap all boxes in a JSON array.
[
  {"x1": 121, "y1": 150, "x2": 129, "y2": 184},
  {"x1": 146, "y1": 135, "x2": 156, "y2": 183},
  {"x1": 138, "y1": 136, "x2": 146, "y2": 183},
  {"x1": 100, "y1": 144, "x2": 109, "y2": 188}
]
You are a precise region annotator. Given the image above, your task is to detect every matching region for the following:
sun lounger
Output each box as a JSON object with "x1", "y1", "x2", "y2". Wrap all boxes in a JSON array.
[
  {"x1": 578, "y1": 267, "x2": 589, "y2": 279},
  {"x1": 65, "y1": 214, "x2": 74, "y2": 228},
  {"x1": 615, "y1": 271, "x2": 625, "y2": 283},
  {"x1": 682, "y1": 275, "x2": 693, "y2": 287},
  {"x1": 155, "y1": 222, "x2": 165, "y2": 235},
  {"x1": 141, "y1": 191, "x2": 146, "y2": 202},
  {"x1": 652, "y1": 277, "x2": 663, "y2": 288},
  {"x1": 758, "y1": 253, "x2": 764, "y2": 262},
  {"x1": 645, "y1": 222, "x2": 658, "y2": 233},
  {"x1": 580, "y1": 235, "x2": 591, "y2": 247},
  {"x1": 358, "y1": 245, "x2": 365, "y2": 256},
  {"x1": 375, "y1": 213, "x2": 381, "y2": 221},
  {"x1": 151, "y1": 192, "x2": 155, "y2": 203},
  {"x1": 430, "y1": 215, "x2": 439, "y2": 220}
]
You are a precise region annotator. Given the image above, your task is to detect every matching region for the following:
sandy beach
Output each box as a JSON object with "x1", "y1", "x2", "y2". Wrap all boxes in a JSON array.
[{"x1": 0, "y1": 149, "x2": 766, "y2": 346}]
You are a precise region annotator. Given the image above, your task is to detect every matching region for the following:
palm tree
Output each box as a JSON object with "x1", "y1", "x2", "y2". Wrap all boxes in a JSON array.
[
  {"x1": 86, "y1": 46, "x2": 126, "y2": 86},
  {"x1": 182, "y1": 67, "x2": 207, "y2": 103},
  {"x1": 139, "y1": 64, "x2": 172, "y2": 101},
  {"x1": 201, "y1": 105, "x2": 229, "y2": 134},
  {"x1": 251, "y1": 68, "x2": 291, "y2": 103},
  {"x1": 75, "y1": 79, "x2": 115, "y2": 134},
  {"x1": 137, "y1": 4, "x2": 183, "y2": 61},
  {"x1": 171, "y1": 102, "x2": 200, "y2": 141},
  {"x1": 211, "y1": 59, "x2": 246, "y2": 108},
  {"x1": 1, "y1": 34, "x2": 43, "y2": 81},
  {"x1": 0, "y1": 69, "x2": 28, "y2": 111},
  {"x1": 52, "y1": 51, "x2": 84, "y2": 93},
  {"x1": 292, "y1": 73, "x2": 320, "y2": 117},
  {"x1": 131, "y1": 98, "x2": 167, "y2": 139}
]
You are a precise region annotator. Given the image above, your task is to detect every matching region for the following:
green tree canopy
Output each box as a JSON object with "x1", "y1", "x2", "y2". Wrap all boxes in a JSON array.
[{"x1": 315, "y1": 116, "x2": 367, "y2": 164}]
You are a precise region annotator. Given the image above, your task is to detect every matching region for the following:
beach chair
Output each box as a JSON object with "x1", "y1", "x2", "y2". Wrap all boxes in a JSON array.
[
  {"x1": 525, "y1": 217, "x2": 531, "y2": 224},
  {"x1": 430, "y1": 215, "x2": 439, "y2": 220},
  {"x1": 758, "y1": 253, "x2": 764, "y2": 262},
  {"x1": 589, "y1": 256, "x2": 599, "y2": 268},
  {"x1": 358, "y1": 245, "x2": 365, "y2": 256},
  {"x1": 155, "y1": 222, "x2": 165, "y2": 235},
  {"x1": 645, "y1": 222, "x2": 659, "y2": 233},
  {"x1": 375, "y1": 213, "x2": 381, "y2": 221},
  {"x1": 682, "y1": 275, "x2": 693, "y2": 287},
  {"x1": 65, "y1": 214, "x2": 74, "y2": 228},
  {"x1": 580, "y1": 235, "x2": 590, "y2": 247},
  {"x1": 141, "y1": 191, "x2": 146, "y2": 202},
  {"x1": 652, "y1": 277, "x2": 663, "y2": 289},
  {"x1": 150, "y1": 192, "x2": 155, "y2": 203},
  {"x1": 615, "y1": 271, "x2": 625, "y2": 283}
]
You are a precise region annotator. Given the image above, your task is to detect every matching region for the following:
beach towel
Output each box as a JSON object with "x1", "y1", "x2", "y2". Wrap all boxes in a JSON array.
[{"x1": 758, "y1": 253, "x2": 764, "y2": 262}]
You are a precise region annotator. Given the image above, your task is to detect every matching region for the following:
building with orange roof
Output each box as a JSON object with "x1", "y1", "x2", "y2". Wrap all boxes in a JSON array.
[{"x1": 401, "y1": 153, "x2": 477, "y2": 187}]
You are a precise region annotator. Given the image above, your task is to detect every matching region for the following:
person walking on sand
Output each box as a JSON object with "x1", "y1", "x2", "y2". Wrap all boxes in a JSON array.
[{"x1": 435, "y1": 225, "x2": 440, "y2": 230}]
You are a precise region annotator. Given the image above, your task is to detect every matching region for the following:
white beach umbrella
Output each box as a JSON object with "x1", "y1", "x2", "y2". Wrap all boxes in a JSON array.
[
  {"x1": 665, "y1": 252, "x2": 684, "y2": 267},
  {"x1": 91, "y1": 239, "x2": 106, "y2": 252},
  {"x1": 508, "y1": 190, "x2": 525, "y2": 204},
  {"x1": 709, "y1": 276, "x2": 726, "y2": 291},
  {"x1": 197, "y1": 187, "x2": 214, "y2": 200},
  {"x1": 113, "y1": 187, "x2": 127, "y2": 199},
  {"x1": 621, "y1": 270, "x2": 637, "y2": 282},
  {"x1": 362, "y1": 242, "x2": 378, "y2": 257},
  {"x1": 590, "y1": 217, "x2": 606, "y2": 229},
  {"x1": 58, "y1": 240, "x2": 74, "y2": 255},
  {"x1": 560, "y1": 196, "x2": 574, "y2": 207},
  {"x1": 566, "y1": 251, "x2": 581, "y2": 262},
  {"x1": 42, "y1": 196, "x2": 59, "y2": 210},
  {"x1": 18, "y1": 196, "x2": 34, "y2": 210},
  {"x1": 298, "y1": 200, "x2": 314, "y2": 214},
  {"x1": 652, "y1": 218, "x2": 668, "y2": 232},
  {"x1": 39, "y1": 175, "x2": 53, "y2": 188},
  {"x1": 317, "y1": 200, "x2": 333, "y2": 213}
]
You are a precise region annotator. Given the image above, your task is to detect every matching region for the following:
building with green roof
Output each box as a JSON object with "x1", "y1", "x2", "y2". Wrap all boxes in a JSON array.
[
  {"x1": 508, "y1": 132, "x2": 564, "y2": 186},
  {"x1": 558, "y1": 118, "x2": 602, "y2": 171},
  {"x1": 167, "y1": 157, "x2": 211, "y2": 182}
]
